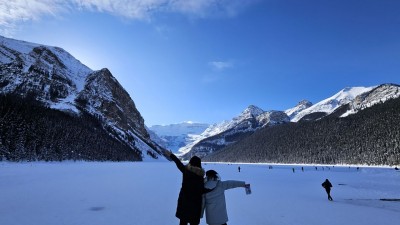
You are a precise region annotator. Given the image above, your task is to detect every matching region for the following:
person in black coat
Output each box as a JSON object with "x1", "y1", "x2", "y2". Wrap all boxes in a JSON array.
[
  {"x1": 321, "y1": 179, "x2": 333, "y2": 201},
  {"x1": 164, "y1": 150, "x2": 208, "y2": 225}
]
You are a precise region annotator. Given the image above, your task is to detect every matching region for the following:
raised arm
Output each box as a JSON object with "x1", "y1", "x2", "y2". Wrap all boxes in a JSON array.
[{"x1": 165, "y1": 150, "x2": 186, "y2": 173}]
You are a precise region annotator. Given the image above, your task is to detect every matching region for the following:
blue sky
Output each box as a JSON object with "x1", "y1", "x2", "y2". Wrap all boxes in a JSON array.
[{"x1": 2, "y1": 0, "x2": 400, "y2": 126}]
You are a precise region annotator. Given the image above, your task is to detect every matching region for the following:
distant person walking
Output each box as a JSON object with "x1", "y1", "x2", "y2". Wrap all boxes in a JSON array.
[
  {"x1": 164, "y1": 150, "x2": 210, "y2": 225},
  {"x1": 321, "y1": 179, "x2": 333, "y2": 201},
  {"x1": 238, "y1": 166, "x2": 241, "y2": 172},
  {"x1": 202, "y1": 170, "x2": 250, "y2": 225}
]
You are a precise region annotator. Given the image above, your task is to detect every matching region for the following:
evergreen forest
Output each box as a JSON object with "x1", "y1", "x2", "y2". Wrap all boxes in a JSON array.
[{"x1": 0, "y1": 94, "x2": 141, "y2": 162}]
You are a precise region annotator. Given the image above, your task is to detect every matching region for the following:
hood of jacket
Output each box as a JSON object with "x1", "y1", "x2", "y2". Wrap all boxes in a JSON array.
[{"x1": 186, "y1": 164, "x2": 205, "y2": 177}]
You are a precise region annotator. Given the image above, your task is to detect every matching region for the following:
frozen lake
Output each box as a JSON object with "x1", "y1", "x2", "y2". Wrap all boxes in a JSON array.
[{"x1": 0, "y1": 161, "x2": 399, "y2": 225}]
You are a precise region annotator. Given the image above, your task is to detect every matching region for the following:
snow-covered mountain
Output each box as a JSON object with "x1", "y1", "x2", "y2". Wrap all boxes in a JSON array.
[
  {"x1": 180, "y1": 84, "x2": 400, "y2": 159},
  {"x1": 180, "y1": 105, "x2": 289, "y2": 158},
  {"x1": 0, "y1": 35, "x2": 162, "y2": 161},
  {"x1": 286, "y1": 85, "x2": 400, "y2": 122},
  {"x1": 149, "y1": 122, "x2": 209, "y2": 153},
  {"x1": 290, "y1": 86, "x2": 375, "y2": 122},
  {"x1": 340, "y1": 84, "x2": 400, "y2": 117},
  {"x1": 0, "y1": 36, "x2": 91, "y2": 113},
  {"x1": 285, "y1": 100, "x2": 313, "y2": 120}
]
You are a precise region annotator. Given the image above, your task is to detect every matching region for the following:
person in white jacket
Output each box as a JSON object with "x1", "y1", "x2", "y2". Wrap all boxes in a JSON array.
[{"x1": 202, "y1": 170, "x2": 249, "y2": 225}]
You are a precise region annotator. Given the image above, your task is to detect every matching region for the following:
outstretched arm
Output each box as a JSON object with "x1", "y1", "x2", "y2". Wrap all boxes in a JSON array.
[{"x1": 221, "y1": 180, "x2": 246, "y2": 190}]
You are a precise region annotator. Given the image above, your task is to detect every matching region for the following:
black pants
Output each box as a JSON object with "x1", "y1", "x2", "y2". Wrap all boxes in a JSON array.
[{"x1": 325, "y1": 188, "x2": 333, "y2": 201}]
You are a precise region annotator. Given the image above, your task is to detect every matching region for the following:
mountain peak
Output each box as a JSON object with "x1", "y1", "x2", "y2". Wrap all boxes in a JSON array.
[
  {"x1": 285, "y1": 100, "x2": 313, "y2": 120},
  {"x1": 297, "y1": 100, "x2": 313, "y2": 107},
  {"x1": 241, "y1": 105, "x2": 264, "y2": 118}
]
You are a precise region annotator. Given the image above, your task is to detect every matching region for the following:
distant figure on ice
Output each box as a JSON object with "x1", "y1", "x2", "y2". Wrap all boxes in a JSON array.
[
  {"x1": 321, "y1": 179, "x2": 333, "y2": 201},
  {"x1": 202, "y1": 170, "x2": 250, "y2": 225},
  {"x1": 292, "y1": 168, "x2": 295, "y2": 173},
  {"x1": 238, "y1": 166, "x2": 241, "y2": 172},
  {"x1": 163, "y1": 150, "x2": 211, "y2": 225}
]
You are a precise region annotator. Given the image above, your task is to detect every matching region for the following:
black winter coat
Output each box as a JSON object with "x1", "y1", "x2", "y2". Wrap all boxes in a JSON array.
[
  {"x1": 322, "y1": 180, "x2": 332, "y2": 190},
  {"x1": 170, "y1": 154, "x2": 205, "y2": 224}
]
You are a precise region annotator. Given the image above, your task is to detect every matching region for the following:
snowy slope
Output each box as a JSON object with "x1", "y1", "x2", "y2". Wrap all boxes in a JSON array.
[
  {"x1": 0, "y1": 35, "x2": 92, "y2": 112},
  {"x1": 291, "y1": 86, "x2": 375, "y2": 122},
  {"x1": 342, "y1": 84, "x2": 400, "y2": 117},
  {"x1": 285, "y1": 100, "x2": 313, "y2": 120}
]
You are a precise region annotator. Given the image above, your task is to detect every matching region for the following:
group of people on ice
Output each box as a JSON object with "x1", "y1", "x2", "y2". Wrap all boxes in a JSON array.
[
  {"x1": 163, "y1": 149, "x2": 250, "y2": 225},
  {"x1": 163, "y1": 149, "x2": 333, "y2": 225}
]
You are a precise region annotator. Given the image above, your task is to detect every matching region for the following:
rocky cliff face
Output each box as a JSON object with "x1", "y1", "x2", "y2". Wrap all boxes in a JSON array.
[
  {"x1": 77, "y1": 68, "x2": 149, "y2": 140},
  {"x1": 0, "y1": 35, "x2": 159, "y2": 161},
  {"x1": 0, "y1": 37, "x2": 90, "y2": 112}
]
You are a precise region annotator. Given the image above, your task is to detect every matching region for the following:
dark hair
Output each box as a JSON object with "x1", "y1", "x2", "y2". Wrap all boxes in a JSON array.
[
  {"x1": 189, "y1": 156, "x2": 201, "y2": 168},
  {"x1": 206, "y1": 170, "x2": 218, "y2": 180}
]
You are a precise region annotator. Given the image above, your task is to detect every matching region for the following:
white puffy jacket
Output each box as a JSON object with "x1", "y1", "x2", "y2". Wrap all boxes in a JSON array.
[{"x1": 202, "y1": 180, "x2": 245, "y2": 225}]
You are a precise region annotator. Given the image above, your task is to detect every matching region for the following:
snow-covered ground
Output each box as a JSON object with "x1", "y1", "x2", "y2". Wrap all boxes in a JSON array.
[{"x1": 0, "y1": 162, "x2": 399, "y2": 225}]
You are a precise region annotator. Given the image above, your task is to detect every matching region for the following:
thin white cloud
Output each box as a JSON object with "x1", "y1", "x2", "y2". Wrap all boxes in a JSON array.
[
  {"x1": 0, "y1": 0, "x2": 69, "y2": 36},
  {"x1": 0, "y1": 0, "x2": 259, "y2": 36},
  {"x1": 209, "y1": 61, "x2": 233, "y2": 71},
  {"x1": 204, "y1": 60, "x2": 234, "y2": 83},
  {"x1": 74, "y1": 0, "x2": 257, "y2": 19},
  {"x1": 73, "y1": 0, "x2": 166, "y2": 20}
]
